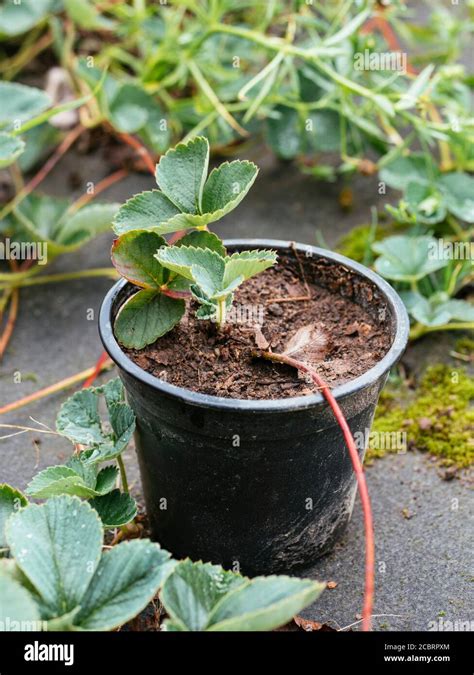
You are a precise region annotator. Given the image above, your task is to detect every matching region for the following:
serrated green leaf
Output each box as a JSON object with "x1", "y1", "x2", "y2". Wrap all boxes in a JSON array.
[
  {"x1": 109, "y1": 85, "x2": 149, "y2": 133},
  {"x1": 223, "y1": 250, "x2": 277, "y2": 287},
  {"x1": 0, "y1": 576, "x2": 40, "y2": 628},
  {"x1": 202, "y1": 160, "x2": 258, "y2": 217},
  {"x1": 437, "y1": 172, "x2": 474, "y2": 223},
  {"x1": 208, "y1": 575, "x2": 325, "y2": 631},
  {"x1": 113, "y1": 143, "x2": 257, "y2": 236},
  {"x1": 155, "y1": 245, "x2": 225, "y2": 286},
  {"x1": 75, "y1": 540, "x2": 175, "y2": 630},
  {"x1": 156, "y1": 136, "x2": 209, "y2": 214},
  {"x1": 94, "y1": 466, "x2": 119, "y2": 495},
  {"x1": 64, "y1": 0, "x2": 114, "y2": 29},
  {"x1": 65, "y1": 454, "x2": 97, "y2": 489},
  {"x1": 373, "y1": 235, "x2": 448, "y2": 282},
  {"x1": 305, "y1": 111, "x2": 340, "y2": 152},
  {"x1": 9, "y1": 194, "x2": 119, "y2": 256},
  {"x1": 5, "y1": 497, "x2": 103, "y2": 619},
  {"x1": 108, "y1": 402, "x2": 135, "y2": 453},
  {"x1": 0, "y1": 82, "x2": 51, "y2": 130},
  {"x1": 114, "y1": 289, "x2": 185, "y2": 349},
  {"x1": 379, "y1": 153, "x2": 438, "y2": 192},
  {"x1": 404, "y1": 182, "x2": 447, "y2": 224},
  {"x1": 81, "y1": 442, "x2": 119, "y2": 466},
  {"x1": 54, "y1": 203, "x2": 119, "y2": 248},
  {"x1": 411, "y1": 295, "x2": 474, "y2": 327},
  {"x1": 25, "y1": 466, "x2": 104, "y2": 499},
  {"x1": 161, "y1": 560, "x2": 246, "y2": 631},
  {"x1": 0, "y1": 484, "x2": 27, "y2": 552},
  {"x1": 111, "y1": 231, "x2": 168, "y2": 288},
  {"x1": 0, "y1": 133, "x2": 25, "y2": 169},
  {"x1": 266, "y1": 105, "x2": 302, "y2": 159},
  {"x1": 176, "y1": 230, "x2": 226, "y2": 256},
  {"x1": 57, "y1": 381, "x2": 135, "y2": 464},
  {"x1": 99, "y1": 377, "x2": 125, "y2": 410},
  {"x1": 56, "y1": 389, "x2": 106, "y2": 446},
  {"x1": 18, "y1": 123, "x2": 60, "y2": 172},
  {"x1": 112, "y1": 190, "x2": 182, "y2": 236},
  {"x1": 161, "y1": 560, "x2": 324, "y2": 632},
  {"x1": 156, "y1": 245, "x2": 276, "y2": 309},
  {"x1": 89, "y1": 489, "x2": 137, "y2": 528},
  {"x1": 25, "y1": 464, "x2": 116, "y2": 500},
  {"x1": 0, "y1": 0, "x2": 54, "y2": 36}
]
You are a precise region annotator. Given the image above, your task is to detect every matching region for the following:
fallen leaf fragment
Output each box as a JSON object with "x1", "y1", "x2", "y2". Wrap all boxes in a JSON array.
[
  {"x1": 294, "y1": 616, "x2": 323, "y2": 631},
  {"x1": 254, "y1": 325, "x2": 270, "y2": 350}
]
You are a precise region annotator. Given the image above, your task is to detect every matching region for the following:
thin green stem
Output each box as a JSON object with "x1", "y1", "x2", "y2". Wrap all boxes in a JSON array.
[
  {"x1": 117, "y1": 455, "x2": 129, "y2": 494},
  {"x1": 410, "y1": 321, "x2": 474, "y2": 341},
  {"x1": 0, "y1": 268, "x2": 118, "y2": 290},
  {"x1": 204, "y1": 23, "x2": 391, "y2": 114},
  {"x1": 187, "y1": 59, "x2": 248, "y2": 137},
  {"x1": 0, "y1": 266, "x2": 44, "y2": 283},
  {"x1": 216, "y1": 298, "x2": 227, "y2": 329}
]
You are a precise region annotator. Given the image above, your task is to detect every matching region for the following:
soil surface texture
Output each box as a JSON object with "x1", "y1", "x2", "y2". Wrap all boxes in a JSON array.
[{"x1": 125, "y1": 251, "x2": 392, "y2": 399}]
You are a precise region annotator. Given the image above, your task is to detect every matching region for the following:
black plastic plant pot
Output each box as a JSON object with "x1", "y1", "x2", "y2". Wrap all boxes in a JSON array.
[{"x1": 99, "y1": 239, "x2": 409, "y2": 575}]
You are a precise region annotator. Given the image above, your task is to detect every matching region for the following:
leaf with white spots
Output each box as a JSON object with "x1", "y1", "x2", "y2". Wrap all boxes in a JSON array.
[
  {"x1": 5, "y1": 496, "x2": 103, "y2": 620},
  {"x1": 75, "y1": 540, "x2": 175, "y2": 630}
]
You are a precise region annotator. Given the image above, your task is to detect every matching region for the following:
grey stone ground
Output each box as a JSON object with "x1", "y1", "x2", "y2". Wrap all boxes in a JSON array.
[{"x1": 0, "y1": 147, "x2": 472, "y2": 631}]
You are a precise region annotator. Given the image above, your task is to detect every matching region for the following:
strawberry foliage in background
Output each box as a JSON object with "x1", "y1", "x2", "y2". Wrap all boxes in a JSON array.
[
  {"x1": 336, "y1": 150, "x2": 474, "y2": 339},
  {"x1": 0, "y1": 77, "x2": 119, "y2": 295},
  {"x1": 0, "y1": 0, "x2": 472, "y2": 341},
  {"x1": 0, "y1": 379, "x2": 325, "y2": 632},
  {"x1": 3, "y1": 378, "x2": 138, "y2": 529}
]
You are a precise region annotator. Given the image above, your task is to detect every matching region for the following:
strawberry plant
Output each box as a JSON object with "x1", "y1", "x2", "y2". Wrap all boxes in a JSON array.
[
  {"x1": 0, "y1": 81, "x2": 93, "y2": 171},
  {"x1": 0, "y1": 1, "x2": 472, "y2": 356},
  {"x1": 372, "y1": 234, "x2": 474, "y2": 340},
  {"x1": 111, "y1": 135, "x2": 276, "y2": 347},
  {"x1": 0, "y1": 0, "x2": 470, "y2": 638},
  {"x1": 0, "y1": 493, "x2": 324, "y2": 631},
  {"x1": 337, "y1": 193, "x2": 473, "y2": 341},
  {"x1": 9, "y1": 378, "x2": 138, "y2": 530},
  {"x1": 160, "y1": 559, "x2": 324, "y2": 632},
  {"x1": 0, "y1": 495, "x2": 175, "y2": 630}
]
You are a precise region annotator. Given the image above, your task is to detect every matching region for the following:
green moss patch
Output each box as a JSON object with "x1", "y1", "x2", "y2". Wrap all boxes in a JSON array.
[
  {"x1": 368, "y1": 365, "x2": 474, "y2": 468},
  {"x1": 454, "y1": 337, "x2": 474, "y2": 359}
]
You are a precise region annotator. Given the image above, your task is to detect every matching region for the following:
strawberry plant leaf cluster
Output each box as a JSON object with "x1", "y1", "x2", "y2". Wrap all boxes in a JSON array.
[
  {"x1": 111, "y1": 135, "x2": 277, "y2": 348},
  {"x1": 0, "y1": 379, "x2": 325, "y2": 632}
]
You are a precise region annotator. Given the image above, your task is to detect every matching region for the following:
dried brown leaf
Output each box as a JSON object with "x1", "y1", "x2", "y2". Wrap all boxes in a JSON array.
[{"x1": 254, "y1": 325, "x2": 270, "y2": 350}]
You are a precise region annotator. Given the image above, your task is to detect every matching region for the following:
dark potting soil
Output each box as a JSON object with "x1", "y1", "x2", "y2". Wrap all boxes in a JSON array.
[{"x1": 124, "y1": 251, "x2": 393, "y2": 400}]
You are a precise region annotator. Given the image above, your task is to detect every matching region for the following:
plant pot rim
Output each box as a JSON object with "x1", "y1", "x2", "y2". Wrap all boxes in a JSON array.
[{"x1": 99, "y1": 238, "x2": 409, "y2": 412}]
